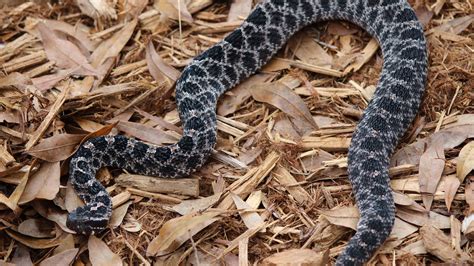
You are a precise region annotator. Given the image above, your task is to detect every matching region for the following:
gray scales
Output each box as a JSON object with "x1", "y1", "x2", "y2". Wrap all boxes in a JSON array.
[{"x1": 67, "y1": 0, "x2": 427, "y2": 264}]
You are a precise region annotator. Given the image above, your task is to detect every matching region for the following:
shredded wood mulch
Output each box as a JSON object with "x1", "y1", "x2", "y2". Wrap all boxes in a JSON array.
[{"x1": 0, "y1": 0, "x2": 473, "y2": 265}]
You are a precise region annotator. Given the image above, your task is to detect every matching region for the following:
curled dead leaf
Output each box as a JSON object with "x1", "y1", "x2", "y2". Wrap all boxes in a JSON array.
[
  {"x1": 6, "y1": 229, "x2": 68, "y2": 249},
  {"x1": 36, "y1": 22, "x2": 99, "y2": 76},
  {"x1": 444, "y1": 175, "x2": 461, "y2": 212},
  {"x1": 19, "y1": 162, "x2": 60, "y2": 204},
  {"x1": 18, "y1": 219, "x2": 55, "y2": 238},
  {"x1": 146, "y1": 211, "x2": 220, "y2": 256},
  {"x1": 457, "y1": 141, "x2": 474, "y2": 183},
  {"x1": 38, "y1": 248, "x2": 78, "y2": 266},
  {"x1": 250, "y1": 82, "x2": 318, "y2": 130},
  {"x1": 88, "y1": 235, "x2": 123, "y2": 266},
  {"x1": 27, "y1": 134, "x2": 85, "y2": 162},
  {"x1": 320, "y1": 206, "x2": 359, "y2": 230}
]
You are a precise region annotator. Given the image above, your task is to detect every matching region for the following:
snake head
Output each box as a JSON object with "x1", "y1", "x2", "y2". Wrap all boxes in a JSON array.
[{"x1": 66, "y1": 202, "x2": 111, "y2": 235}]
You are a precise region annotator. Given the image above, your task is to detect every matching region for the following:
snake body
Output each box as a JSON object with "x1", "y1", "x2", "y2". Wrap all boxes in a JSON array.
[{"x1": 67, "y1": 0, "x2": 427, "y2": 264}]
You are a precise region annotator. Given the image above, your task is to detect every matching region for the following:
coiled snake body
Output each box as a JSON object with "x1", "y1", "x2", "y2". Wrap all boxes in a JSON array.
[{"x1": 67, "y1": 0, "x2": 427, "y2": 264}]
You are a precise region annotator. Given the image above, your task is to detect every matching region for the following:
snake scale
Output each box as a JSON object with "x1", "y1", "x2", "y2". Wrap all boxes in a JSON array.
[{"x1": 67, "y1": 0, "x2": 427, "y2": 264}]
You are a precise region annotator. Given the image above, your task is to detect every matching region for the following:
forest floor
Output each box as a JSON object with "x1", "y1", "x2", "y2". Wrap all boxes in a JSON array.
[{"x1": 0, "y1": 0, "x2": 473, "y2": 265}]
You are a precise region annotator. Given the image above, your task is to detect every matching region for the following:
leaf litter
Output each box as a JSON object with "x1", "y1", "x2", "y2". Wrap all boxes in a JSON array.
[{"x1": 0, "y1": 0, "x2": 472, "y2": 264}]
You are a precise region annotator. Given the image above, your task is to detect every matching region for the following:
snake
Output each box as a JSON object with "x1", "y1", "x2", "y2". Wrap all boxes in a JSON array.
[{"x1": 66, "y1": 0, "x2": 427, "y2": 264}]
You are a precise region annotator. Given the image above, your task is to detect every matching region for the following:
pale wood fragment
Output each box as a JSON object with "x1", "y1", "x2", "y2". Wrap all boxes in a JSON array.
[{"x1": 116, "y1": 174, "x2": 199, "y2": 197}]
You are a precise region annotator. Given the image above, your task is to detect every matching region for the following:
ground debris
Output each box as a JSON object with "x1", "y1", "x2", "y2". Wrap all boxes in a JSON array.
[{"x1": 0, "y1": 0, "x2": 472, "y2": 264}]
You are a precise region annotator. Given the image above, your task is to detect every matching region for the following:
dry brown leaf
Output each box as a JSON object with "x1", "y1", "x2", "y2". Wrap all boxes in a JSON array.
[
  {"x1": 250, "y1": 82, "x2": 318, "y2": 129},
  {"x1": 109, "y1": 201, "x2": 132, "y2": 228},
  {"x1": 0, "y1": 72, "x2": 31, "y2": 92},
  {"x1": 146, "y1": 211, "x2": 220, "y2": 256},
  {"x1": 41, "y1": 19, "x2": 97, "y2": 51},
  {"x1": 420, "y1": 224, "x2": 472, "y2": 262},
  {"x1": 27, "y1": 134, "x2": 85, "y2": 162},
  {"x1": 145, "y1": 41, "x2": 180, "y2": 84},
  {"x1": 31, "y1": 201, "x2": 75, "y2": 234},
  {"x1": 36, "y1": 23, "x2": 98, "y2": 76},
  {"x1": 38, "y1": 248, "x2": 78, "y2": 266},
  {"x1": 463, "y1": 214, "x2": 474, "y2": 240},
  {"x1": 227, "y1": 0, "x2": 252, "y2": 22},
  {"x1": 74, "y1": 118, "x2": 105, "y2": 133},
  {"x1": 444, "y1": 175, "x2": 461, "y2": 212},
  {"x1": 54, "y1": 234, "x2": 75, "y2": 254},
  {"x1": 430, "y1": 14, "x2": 474, "y2": 35},
  {"x1": 272, "y1": 117, "x2": 301, "y2": 140},
  {"x1": 156, "y1": 0, "x2": 193, "y2": 23},
  {"x1": 289, "y1": 32, "x2": 332, "y2": 68},
  {"x1": 172, "y1": 193, "x2": 221, "y2": 215},
  {"x1": 397, "y1": 208, "x2": 450, "y2": 229},
  {"x1": 218, "y1": 73, "x2": 271, "y2": 116},
  {"x1": 392, "y1": 125, "x2": 474, "y2": 166},
  {"x1": 466, "y1": 179, "x2": 474, "y2": 214},
  {"x1": 0, "y1": 109, "x2": 21, "y2": 124},
  {"x1": 237, "y1": 147, "x2": 262, "y2": 165},
  {"x1": 391, "y1": 218, "x2": 418, "y2": 240},
  {"x1": 90, "y1": 19, "x2": 138, "y2": 67},
  {"x1": 401, "y1": 240, "x2": 427, "y2": 256},
  {"x1": 82, "y1": 121, "x2": 118, "y2": 142},
  {"x1": 457, "y1": 141, "x2": 474, "y2": 183},
  {"x1": 88, "y1": 235, "x2": 123, "y2": 266},
  {"x1": 5, "y1": 230, "x2": 67, "y2": 249},
  {"x1": 31, "y1": 70, "x2": 73, "y2": 91},
  {"x1": 415, "y1": 6, "x2": 434, "y2": 27},
  {"x1": 261, "y1": 58, "x2": 291, "y2": 72},
  {"x1": 327, "y1": 21, "x2": 359, "y2": 35},
  {"x1": 19, "y1": 162, "x2": 60, "y2": 204},
  {"x1": 116, "y1": 120, "x2": 177, "y2": 145},
  {"x1": 231, "y1": 193, "x2": 265, "y2": 230},
  {"x1": 320, "y1": 206, "x2": 359, "y2": 230},
  {"x1": 261, "y1": 248, "x2": 327, "y2": 266},
  {"x1": 419, "y1": 134, "x2": 446, "y2": 210},
  {"x1": 10, "y1": 244, "x2": 33, "y2": 266},
  {"x1": 17, "y1": 219, "x2": 55, "y2": 238},
  {"x1": 65, "y1": 181, "x2": 84, "y2": 213}
]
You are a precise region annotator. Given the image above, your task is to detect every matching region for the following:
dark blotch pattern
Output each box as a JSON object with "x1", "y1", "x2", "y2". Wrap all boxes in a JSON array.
[{"x1": 68, "y1": 1, "x2": 427, "y2": 265}]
